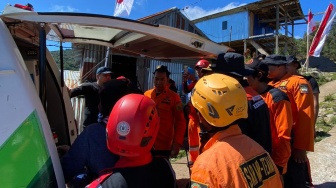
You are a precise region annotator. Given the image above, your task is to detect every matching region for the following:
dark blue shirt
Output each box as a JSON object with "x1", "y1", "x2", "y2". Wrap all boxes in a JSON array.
[{"x1": 61, "y1": 122, "x2": 119, "y2": 182}]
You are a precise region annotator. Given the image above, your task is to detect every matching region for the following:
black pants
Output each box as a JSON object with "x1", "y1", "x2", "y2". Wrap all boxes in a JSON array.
[
  {"x1": 151, "y1": 150, "x2": 170, "y2": 158},
  {"x1": 283, "y1": 156, "x2": 313, "y2": 188}
]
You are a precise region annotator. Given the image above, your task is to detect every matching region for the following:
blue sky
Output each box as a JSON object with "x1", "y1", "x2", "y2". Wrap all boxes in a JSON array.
[{"x1": 1, "y1": 0, "x2": 335, "y2": 50}]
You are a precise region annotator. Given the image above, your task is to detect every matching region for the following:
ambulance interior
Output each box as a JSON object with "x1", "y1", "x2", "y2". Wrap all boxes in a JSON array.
[{"x1": 6, "y1": 20, "x2": 78, "y2": 146}]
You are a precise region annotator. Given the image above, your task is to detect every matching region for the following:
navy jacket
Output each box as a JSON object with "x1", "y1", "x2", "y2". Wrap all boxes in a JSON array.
[{"x1": 61, "y1": 122, "x2": 119, "y2": 183}]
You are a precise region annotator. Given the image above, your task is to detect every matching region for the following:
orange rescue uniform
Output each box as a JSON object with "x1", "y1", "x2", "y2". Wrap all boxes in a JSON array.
[
  {"x1": 187, "y1": 103, "x2": 200, "y2": 163},
  {"x1": 261, "y1": 87, "x2": 293, "y2": 174},
  {"x1": 144, "y1": 87, "x2": 186, "y2": 150},
  {"x1": 191, "y1": 124, "x2": 283, "y2": 188},
  {"x1": 269, "y1": 74, "x2": 314, "y2": 152}
]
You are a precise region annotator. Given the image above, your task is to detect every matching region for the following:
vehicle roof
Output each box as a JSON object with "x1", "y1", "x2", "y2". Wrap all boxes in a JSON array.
[{"x1": 1, "y1": 5, "x2": 233, "y2": 59}]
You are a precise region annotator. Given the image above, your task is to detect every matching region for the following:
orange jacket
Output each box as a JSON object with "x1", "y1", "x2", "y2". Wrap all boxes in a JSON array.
[
  {"x1": 261, "y1": 87, "x2": 292, "y2": 174},
  {"x1": 191, "y1": 125, "x2": 283, "y2": 188},
  {"x1": 269, "y1": 74, "x2": 314, "y2": 152},
  {"x1": 187, "y1": 104, "x2": 200, "y2": 163},
  {"x1": 144, "y1": 88, "x2": 186, "y2": 150}
]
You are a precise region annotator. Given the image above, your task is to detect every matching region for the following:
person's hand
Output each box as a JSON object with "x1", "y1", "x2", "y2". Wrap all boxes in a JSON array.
[
  {"x1": 292, "y1": 148, "x2": 307, "y2": 163},
  {"x1": 182, "y1": 73, "x2": 188, "y2": 82},
  {"x1": 170, "y1": 142, "x2": 181, "y2": 158}
]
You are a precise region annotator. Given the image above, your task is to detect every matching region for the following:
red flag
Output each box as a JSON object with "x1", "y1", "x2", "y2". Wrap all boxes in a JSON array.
[
  {"x1": 113, "y1": 0, "x2": 134, "y2": 17},
  {"x1": 309, "y1": 3, "x2": 336, "y2": 57},
  {"x1": 307, "y1": 9, "x2": 316, "y2": 34}
]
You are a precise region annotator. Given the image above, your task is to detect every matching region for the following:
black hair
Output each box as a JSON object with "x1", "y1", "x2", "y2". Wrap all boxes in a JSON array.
[
  {"x1": 251, "y1": 64, "x2": 270, "y2": 83},
  {"x1": 99, "y1": 79, "x2": 130, "y2": 116},
  {"x1": 153, "y1": 65, "x2": 171, "y2": 78}
]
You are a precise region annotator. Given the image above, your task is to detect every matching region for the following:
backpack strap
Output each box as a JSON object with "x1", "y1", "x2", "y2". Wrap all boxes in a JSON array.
[{"x1": 86, "y1": 172, "x2": 112, "y2": 188}]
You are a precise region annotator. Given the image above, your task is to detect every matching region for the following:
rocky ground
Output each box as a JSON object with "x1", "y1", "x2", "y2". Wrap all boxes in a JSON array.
[
  {"x1": 308, "y1": 80, "x2": 336, "y2": 188},
  {"x1": 171, "y1": 58, "x2": 336, "y2": 188}
]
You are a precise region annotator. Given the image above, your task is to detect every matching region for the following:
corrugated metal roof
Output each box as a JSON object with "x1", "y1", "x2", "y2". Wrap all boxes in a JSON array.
[
  {"x1": 138, "y1": 7, "x2": 209, "y2": 39},
  {"x1": 138, "y1": 7, "x2": 178, "y2": 21},
  {"x1": 63, "y1": 70, "x2": 80, "y2": 89}
]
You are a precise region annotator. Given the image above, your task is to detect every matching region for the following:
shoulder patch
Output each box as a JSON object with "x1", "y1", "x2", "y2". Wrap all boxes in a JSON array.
[
  {"x1": 299, "y1": 84, "x2": 309, "y2": 94},
  {"x1": 239, "y1": 153, "x2": 276, "y2": 188},
  {"x1": 278, "y1": 80, "x2": 289, "y2": 90},
  {"x1": 190, "y1": 180, "x2": 208, "y2": 188},
  {"x1": 269, "y1": 88, "x2": 289, "y2": 103},
  {"x1": 279, "y1": 80, "x2": 289, "y2": 87}
]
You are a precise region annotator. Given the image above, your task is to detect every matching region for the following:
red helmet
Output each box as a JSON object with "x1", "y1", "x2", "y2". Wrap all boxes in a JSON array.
[
  {"x1": 106, "y1": 94, "x2": 159, "y2": 157},
  {"x1": 195, "y1": 59, "x2": 210, "y2": 68}
]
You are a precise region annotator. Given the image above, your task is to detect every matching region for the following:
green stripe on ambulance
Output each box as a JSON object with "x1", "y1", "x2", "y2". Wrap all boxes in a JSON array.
[{"x1": 0, "y1": 110, "x2": 58, "y2": 188}]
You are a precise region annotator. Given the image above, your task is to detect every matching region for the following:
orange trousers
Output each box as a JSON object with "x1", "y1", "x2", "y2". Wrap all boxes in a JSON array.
[{"x1": 188, "y1": 118, "x2": 200, "y2": 163}]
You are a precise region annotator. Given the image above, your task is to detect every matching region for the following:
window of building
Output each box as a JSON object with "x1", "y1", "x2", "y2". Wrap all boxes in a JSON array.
[{"x1": 222, "y1": 21, "x2": 228, "y2": 30}]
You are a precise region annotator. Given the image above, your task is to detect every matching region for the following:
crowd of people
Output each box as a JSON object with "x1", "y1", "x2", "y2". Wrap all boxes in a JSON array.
[{"x1": 59, "y1": 51, "x2": 319, "y2": 188}]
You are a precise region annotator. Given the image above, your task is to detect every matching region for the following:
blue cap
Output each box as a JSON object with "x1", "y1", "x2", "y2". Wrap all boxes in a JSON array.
[
  {"x1": 96, "y1": 67, "x2": 113, "y2": 75},
  {"x1": 182, "y1": 67, "x2": 195, "y2": 75}
]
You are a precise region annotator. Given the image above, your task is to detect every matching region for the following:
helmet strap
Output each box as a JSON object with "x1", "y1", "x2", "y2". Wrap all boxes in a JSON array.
[
  {"x1": 198, "y1": 123, "x2": 232, "y2": 153},
  {"x1": 199, "y1": 123, "x2": 211, "y2": 152}
]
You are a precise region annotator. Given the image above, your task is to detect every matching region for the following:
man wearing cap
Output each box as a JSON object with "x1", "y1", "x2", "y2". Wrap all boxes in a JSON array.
[
  {"x1": 264, "y1": 54, "x2": 314, "y2": 188},
  {"x1": 144, "y1": 65, "x2": 186, "y2": 158},
  {"x1": 244, "y1": 58, "x2": 293, "y2": 179},
  {"x1": 70, "y1": 66, "x2": 113, "y2": 128},
  {"x1": 201, "y1": 52, "x2": 272, "y2": 154},
  {"x1": 286, "y1": 55, "x2": 320, "y2": 130}
]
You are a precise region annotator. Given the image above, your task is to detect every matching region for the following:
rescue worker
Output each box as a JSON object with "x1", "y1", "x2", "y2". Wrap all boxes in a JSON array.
[
  {"x1": 86, "y1": 94, "x2": 176, "y2": 188},
  {"x1": 195, "y1": 59, "x2": 210, "y2": 78},
  {"x1": 265, "y1": 54, "x2": 315, "y2": 188},
  {"x1": 286, "y1": 55, "x2": 320, "y2": 130},
  {"x1": 190, "y1": 73, "x2": 283, "y2": 187},
  {"x1": 144, "y1": 65, "x2": 186, "y2": 158},
  {"x1": 244, "y1": 58, "x2": 293, "y2": 177},
  {"x1": 61, "y1": 79, "x2": 129, "y2": 185},
  {"x1": 286, "y1": 55, "x2": 317, "y2": 187},
  {"x1": 187, "y1": 59, "x2": 209, "y2": 165},
  {"x1": 70, "y1": 67, "x2": 113, "y2": 128},
  {"x1": 202, "y1": 52, "x2": 272, "y2": 153}
]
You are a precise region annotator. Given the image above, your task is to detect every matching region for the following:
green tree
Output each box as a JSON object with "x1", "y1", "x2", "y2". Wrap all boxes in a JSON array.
[{"x1": 50, "y1": 49, "x2": 80, "y2": 71}]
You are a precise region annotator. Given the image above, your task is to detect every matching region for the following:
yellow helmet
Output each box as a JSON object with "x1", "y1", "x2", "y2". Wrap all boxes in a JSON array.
[{"x1": 191, "y1": 73, "x2": 247, "y2": 127}]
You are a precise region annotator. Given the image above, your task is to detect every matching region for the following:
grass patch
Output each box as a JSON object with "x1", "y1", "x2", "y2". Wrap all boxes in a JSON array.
[
  {"x1": 313, "y1": 72, "x2": 336, "y2": 86},
  {"x1": 170, "y1": 149, "x2": 188, "y2": 162},
  {"x1": 315, "y1": 93, "x2": 336, "y2": 142},
  {"x1": 315, "y1": 118, "x2": 333, "y2": 142},
  {"x1": 324, "y1": 94, "x2": 335, "y2": 102},
  {"x1": 316, "y1": 75, "x2": 330, "y2": 86}
]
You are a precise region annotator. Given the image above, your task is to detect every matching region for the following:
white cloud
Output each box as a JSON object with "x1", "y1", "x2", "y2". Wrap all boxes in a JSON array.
[
  {"x1": 135, "y1": 0, "x2": 146, "y2": 7},
  {"x1": 182, "y1": 2, "x2": 246, "y2": 20},
  {"x1": 50, "y1": 5, "x2": 78, "y2": 12}
]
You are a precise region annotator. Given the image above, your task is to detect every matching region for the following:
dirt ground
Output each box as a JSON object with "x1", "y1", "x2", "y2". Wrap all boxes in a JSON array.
[{"x1": 171, "y1": 64, "x2": 336, "y2": 188}]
